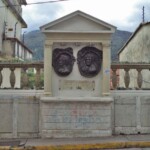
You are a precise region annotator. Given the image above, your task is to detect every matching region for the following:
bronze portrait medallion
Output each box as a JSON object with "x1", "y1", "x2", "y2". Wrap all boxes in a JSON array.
[
  {"x1": 77, "y1": 46, "x2": 102, "y2": 78},
  {"x1": 52, "y1": 47, "x2": 75, "y2": 76}
]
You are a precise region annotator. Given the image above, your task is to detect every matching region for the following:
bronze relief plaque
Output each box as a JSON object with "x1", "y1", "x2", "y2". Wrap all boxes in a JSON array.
[
  {"x1": 52, "y1": 47, "x2": 75, "y2": 76},
  {"x1": 77, "y1": 46, "x2": 102, "y2": 78}
]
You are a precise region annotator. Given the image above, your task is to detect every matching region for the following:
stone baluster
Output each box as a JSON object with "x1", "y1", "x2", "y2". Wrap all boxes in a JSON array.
[
  {"x1": 22, "y1": 67, "x2": 28, "y2": 89},
  {"x1": 10, "y1": 67, "x2": 16, "y2": 88},
  {"x1": 112, "y1": 69, "x2": 117, "y2": 89},
  {"x1": 0, "y1": 67, "x2": 3, "y2": 87},
  {"x1": 35, "y1": 67, "x2": 41, "y2": 89},
  {"x1": 124, "y1": 68, "x2": 130, "y2": 89},
  {"x1": 137, "y1": 69, "x2": 143, "y2": 89}
]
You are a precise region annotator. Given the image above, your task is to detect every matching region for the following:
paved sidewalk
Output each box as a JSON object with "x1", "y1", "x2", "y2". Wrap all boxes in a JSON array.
[
  {"x1": 25, "y1": 134, "x2": 150, "y2": 146},
  {"x1": 1, "y1": 134, "x2": 150, "y2": 149},
  {"x1": 22, "y1": 134, "x2": 150, "y2": 149}
]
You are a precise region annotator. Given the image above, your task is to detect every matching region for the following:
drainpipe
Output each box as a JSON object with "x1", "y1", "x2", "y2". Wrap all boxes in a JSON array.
[
  {"x1": 14, "y1": 22, "x2": 18, "y2": 38},
  {"x1": 22, "y1": 31, "x2": 27, "y2": 44},
  {"x1": 13, "y1": 22, "x2": 18, "y2": 57},
  {"x1": 3, "y1": 21, "x2": 7, "y2": 40}
]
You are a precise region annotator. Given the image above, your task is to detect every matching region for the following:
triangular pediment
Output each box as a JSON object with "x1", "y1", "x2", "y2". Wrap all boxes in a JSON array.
[{"x1": 40, "y1": 10, "x2": 116, "y2": 33}]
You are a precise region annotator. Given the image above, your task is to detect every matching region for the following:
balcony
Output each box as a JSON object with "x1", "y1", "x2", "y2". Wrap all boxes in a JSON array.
[{"x1": 3, "y1": 37, "x2": 33, "y2": 60}]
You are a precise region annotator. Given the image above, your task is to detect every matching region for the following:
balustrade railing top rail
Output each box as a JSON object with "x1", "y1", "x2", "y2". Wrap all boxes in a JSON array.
[
  {"x1": 111, "y1": 62, "x2": 150, "y2": 70},
  {"x1": 0, "y1": 61, "x2": 44, "y2": 68}
]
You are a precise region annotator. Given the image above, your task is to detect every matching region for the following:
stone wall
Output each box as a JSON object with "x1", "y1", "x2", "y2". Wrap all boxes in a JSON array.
[
  {"x1": 112, "y1": 90, "x2": 150, "y2": 134},
  {"x1": 41, "y1": 97, "x2": 113, "y2": 138},
  {"x1": 0, "y1": 90, "x2": 150, "y2": 138},
  {"x1": 0, "y1": 90, "x2": 41, "y2": 138}
]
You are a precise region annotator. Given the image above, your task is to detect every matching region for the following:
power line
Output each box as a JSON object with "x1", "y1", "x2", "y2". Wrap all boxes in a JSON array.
[
  {"x1": 26, "y1": 0, "x2": 68, "y2": 5},
  {"x1": 0, "y1": 0, "x2": 69, "y2": 8}
]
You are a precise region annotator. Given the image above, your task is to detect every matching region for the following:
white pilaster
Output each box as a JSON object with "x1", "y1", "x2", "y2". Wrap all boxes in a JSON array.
[
  {"x1": 44, "y1": 40, "x2": 53, "y2": 96},
  {"x1": 102, "y1": 42, "x2": 111, "y2": 96}
]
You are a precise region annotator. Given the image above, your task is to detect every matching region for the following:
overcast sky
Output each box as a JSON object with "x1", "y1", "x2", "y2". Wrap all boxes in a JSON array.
[{"x1": 23, "y1": 0, "x2": 150, "y2": 32}]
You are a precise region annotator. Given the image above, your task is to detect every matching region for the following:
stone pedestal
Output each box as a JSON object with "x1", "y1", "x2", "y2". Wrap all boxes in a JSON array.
[{"x1": 41, "y1": 97, "x2": 113, "y2": 138}]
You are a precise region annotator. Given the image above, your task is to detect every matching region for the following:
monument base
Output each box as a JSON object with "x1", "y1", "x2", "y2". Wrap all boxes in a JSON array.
[{"x1": 40, "y1": 97, "x2": 113, "y2": 138}]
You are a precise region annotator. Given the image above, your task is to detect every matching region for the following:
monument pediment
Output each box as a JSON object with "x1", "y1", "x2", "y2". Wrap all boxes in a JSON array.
[{"x1": 40, "y1": 10, "x2": 116, "y2": 33}]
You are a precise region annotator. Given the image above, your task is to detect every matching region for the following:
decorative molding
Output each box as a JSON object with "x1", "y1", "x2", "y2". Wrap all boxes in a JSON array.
[
  {"x1": 46, "y1": 39, "x2": 107, "y2": 43},
  {"x1": 74, "y1": 42, "x2": 81, "y2": 46},
  {"x1": 102, "y1": 42, "x2": 111, "y2": 48},
  {"x1": 45, "y1": 41, "x2": 53, "y2": 48},
  {"x1": 87, "y1": 43, "x2": 95, "y2": 47},
  {"x1": 60, "y1": 42, "x2": 67, "y2": 46}
]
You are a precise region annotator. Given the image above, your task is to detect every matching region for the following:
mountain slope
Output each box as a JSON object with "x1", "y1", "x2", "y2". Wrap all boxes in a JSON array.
[
  {"x1": 24, "y1": 30, "x2": 45, "y2": 60},
  {"x1": 111, "y1": 30, "x2": 132, "y2": 61},
  {"x1": 24, "y1": 29, "x2": 132, "y2": 61}
]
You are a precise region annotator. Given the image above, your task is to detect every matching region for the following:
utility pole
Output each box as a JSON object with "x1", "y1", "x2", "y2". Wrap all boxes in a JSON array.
[{"x1": 142, "y1": 6, "x2": 145, "y2": 23}]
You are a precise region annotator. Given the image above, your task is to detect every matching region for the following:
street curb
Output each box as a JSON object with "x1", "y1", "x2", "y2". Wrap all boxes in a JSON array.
[{"x1": 1, "y1": 141, "x2": 150, "y2": 150}]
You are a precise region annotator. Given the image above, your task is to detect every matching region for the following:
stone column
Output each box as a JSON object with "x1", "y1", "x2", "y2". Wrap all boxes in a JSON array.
[
  {"x1": 44, "y1": 40, "x2": 53, "y2": 96},
  {"x1": 102, "y1": 42, "x2": 111, "y2": 96}
]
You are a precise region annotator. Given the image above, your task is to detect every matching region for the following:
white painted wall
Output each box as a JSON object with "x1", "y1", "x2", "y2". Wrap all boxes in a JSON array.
[
  {"x1": 0, "y1": 0, "x2": 25, "y2": 54},
  {"x1": 0, "y1": 1, "x2": 22, "y2": 40}
]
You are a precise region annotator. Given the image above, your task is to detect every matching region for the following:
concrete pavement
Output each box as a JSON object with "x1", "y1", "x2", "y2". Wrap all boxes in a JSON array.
[
  {"x1": 24, "y1": 134, "x2": 150, "y2": 149},
  {"x1": 1, "y1": 134, "x2": 150, "y2": 149},
  {"x1": 25, "y1": 134, "x2": 150, "y2": 146}
]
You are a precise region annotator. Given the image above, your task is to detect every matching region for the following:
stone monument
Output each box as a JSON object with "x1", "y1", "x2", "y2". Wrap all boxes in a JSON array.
[{"x1": 40, "y1": 10, "x2": 116, "y2": 138}]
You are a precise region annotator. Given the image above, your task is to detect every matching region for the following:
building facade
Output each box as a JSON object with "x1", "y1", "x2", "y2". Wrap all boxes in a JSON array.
[
  {"x1": 0, "y1": 0, "x2": 32, "y2": 60},
  {"x1": 0, "y1": 0, "x2": 33, "y2": 88},
  {"x1": 118, "y1": 22, "x2": 150, "y2": 88}
]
